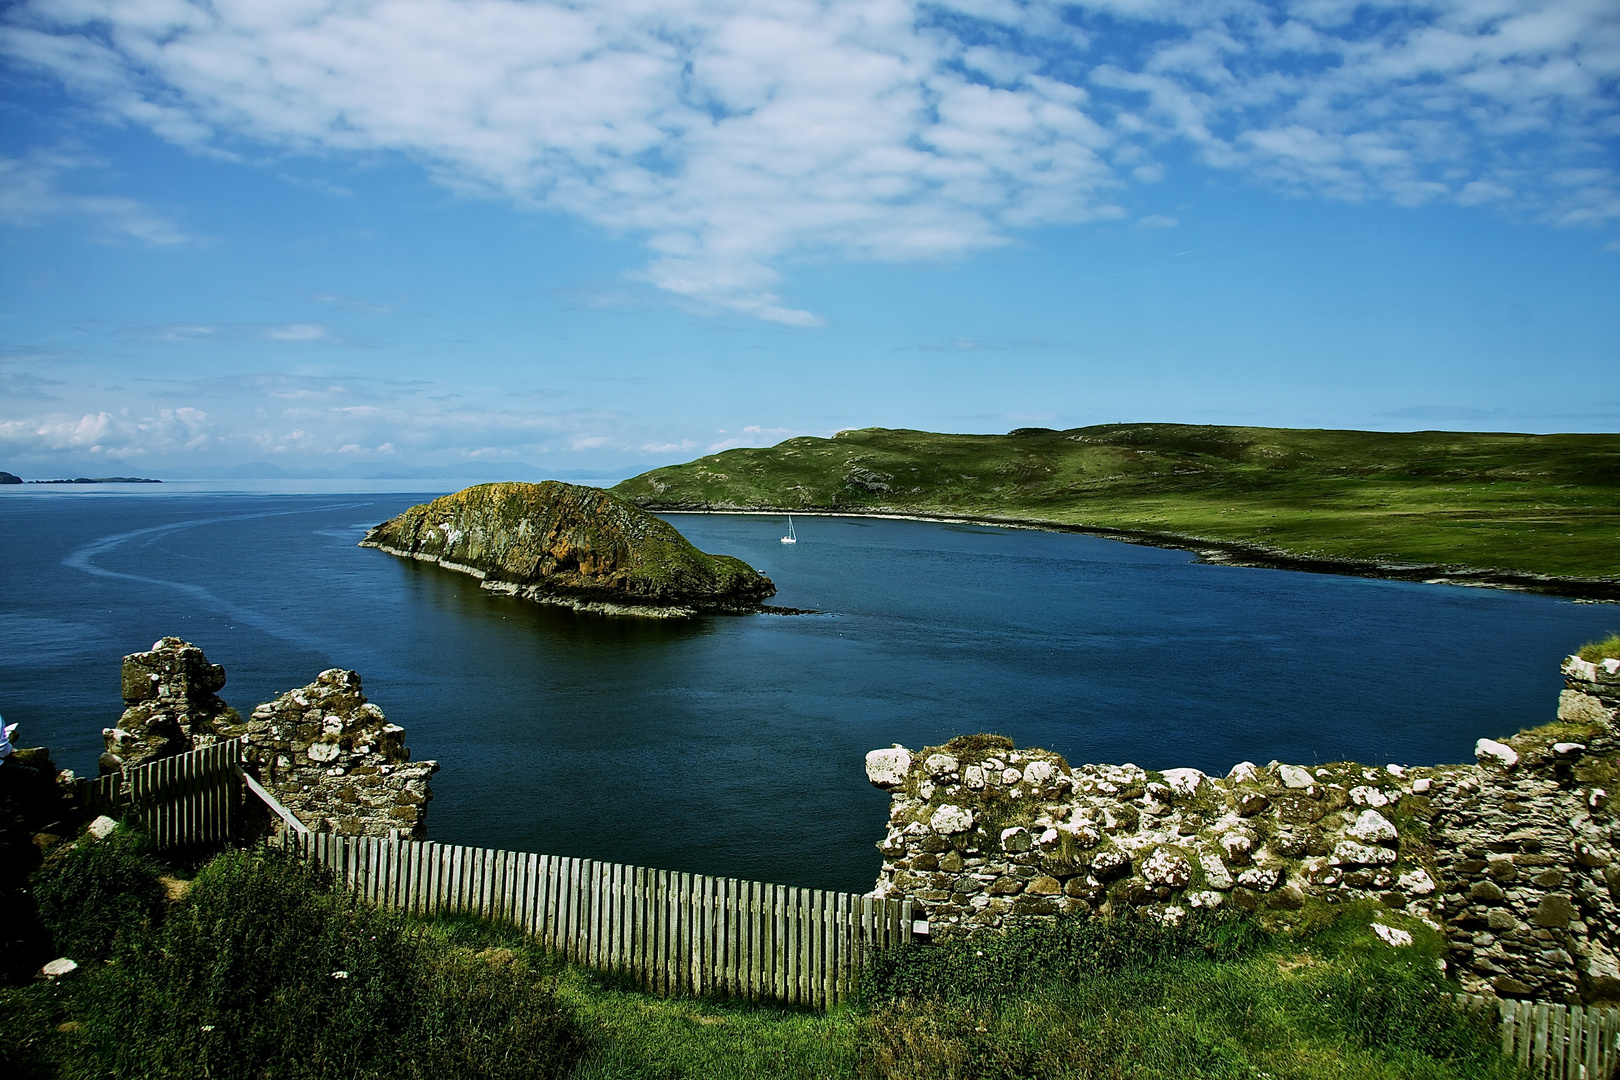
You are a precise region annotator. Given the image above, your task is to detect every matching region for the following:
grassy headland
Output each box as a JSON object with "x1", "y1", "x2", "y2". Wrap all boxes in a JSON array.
[
  {"x1": 613, "y1": 425, "x2": 1620, "y2": 598},
  {"x1": 4, "y1": 825, "x2": 1509, "y2": 1080}
]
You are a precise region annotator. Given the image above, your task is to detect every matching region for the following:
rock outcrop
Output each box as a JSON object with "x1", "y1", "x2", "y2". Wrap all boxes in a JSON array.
[
  {"x1": 868, "y1": 654, "x2": 1620, "y2": 1005},
  {"x1": 360, "y1": 481, "x2": 775, "y2": 616},
  {"x1": 221, "y1": 668, "x2": 439, "y2": 839},
  {"x1": 103, "y1": 638, "x2": 238, "y2": 772}
]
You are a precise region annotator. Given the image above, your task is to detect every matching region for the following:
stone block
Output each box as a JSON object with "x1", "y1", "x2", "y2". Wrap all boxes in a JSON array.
[{"x1": 1534, "y1": 895, "x2": 1576, "y2": 928}]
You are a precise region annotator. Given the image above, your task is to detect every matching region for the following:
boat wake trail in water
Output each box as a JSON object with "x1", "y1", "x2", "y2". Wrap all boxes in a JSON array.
[{"x1": 62, "y1": 504, "x2": 373, "y2": 660}]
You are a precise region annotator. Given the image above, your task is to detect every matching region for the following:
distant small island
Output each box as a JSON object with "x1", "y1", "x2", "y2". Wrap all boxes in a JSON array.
[
  {"x1": 360, "y1": 480, "x2": 777, "y2": 616},
  {"x1": 0, "y1": 472, "x2": 161, "y2": 484}
]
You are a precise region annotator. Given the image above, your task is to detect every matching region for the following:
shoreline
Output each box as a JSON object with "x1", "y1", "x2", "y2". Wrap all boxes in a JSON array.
[{"x1": 653, "y1": 506, "x2": 1620, "y2": 603}]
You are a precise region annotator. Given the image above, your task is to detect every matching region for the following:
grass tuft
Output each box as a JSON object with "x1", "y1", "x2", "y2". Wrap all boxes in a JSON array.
[
  {"x1": 1578, "y1": 634, "x2": 1620, "y2": 662},
  {"x1": 32, "y1": 823, "x2": 166, "y2": 963},
  {"x1": 942, "y1": 733, "x2": 1015, "y2": 755}
]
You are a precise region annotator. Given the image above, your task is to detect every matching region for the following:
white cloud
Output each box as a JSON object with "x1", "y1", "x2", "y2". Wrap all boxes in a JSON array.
[
  {"x1": 1139, "y1": 213, "x2": 1178, "y2": 227},
  {"x1": 120, "y1": 321, "x2": 353, "y2": 345},
  {"x1": 707, "y1": 424, "x2": 802, "y2": 451},
  {"x1": 0, "y1": 407, "x2": 214, "y2": 459},
  {"x1": 2, "y1": 0, "x2": 1615, "y2": 319},
  {"x1": 0, "y1": 148, "x2": 190, "y2": 244},
  {"x1": 263, "y1": 323, "x2": 331, "y2": 342}
]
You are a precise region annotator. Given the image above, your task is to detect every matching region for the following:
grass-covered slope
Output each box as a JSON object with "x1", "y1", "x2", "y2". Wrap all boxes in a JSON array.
[
  {"x1": 362, "y1": 481, "x2": 775, "y2": 612},
  {"x1": 5, "y1": 826, "x2": 1511, "y2": 1080},
  {"x1": 614, "y1": 425, "x2": 1620, "y2": 595}
]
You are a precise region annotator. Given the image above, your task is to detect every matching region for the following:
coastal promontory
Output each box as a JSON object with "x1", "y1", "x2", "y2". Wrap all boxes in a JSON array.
[{"x1": 360, "y1": 481, "x2": 775, "y2": 616}]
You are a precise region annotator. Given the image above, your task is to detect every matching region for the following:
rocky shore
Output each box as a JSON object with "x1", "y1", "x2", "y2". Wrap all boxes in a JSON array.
[{"x1": 361, "y1": 481, "x2": 776, "y2": 616}]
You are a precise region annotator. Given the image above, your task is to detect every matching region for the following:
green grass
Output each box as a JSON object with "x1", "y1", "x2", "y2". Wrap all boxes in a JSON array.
[
  {"x1": 611, "y1": 424, "x2": 1620, "y2": 587},
  {"x1": 3, "y1": 826, "x2": 1517, "y2": 1080},
  {"x1": 5, "y1": 832, "x2": 581, "y2": 1080},
  {"x1": 1578, "y1": 634, "x2": 1620, "y2": 662}
]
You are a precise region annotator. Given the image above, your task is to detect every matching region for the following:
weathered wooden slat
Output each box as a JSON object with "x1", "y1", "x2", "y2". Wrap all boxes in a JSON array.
[
  {"x1": 701, "y1": 874, "x2": 714, "y2": 995},
  {"x1": 803, "y1": 887, "x2": 816, "y2": 1003},
  {"x1": 770, "y1": 884, "x2": 784, "y2": 1003},
  {"x1": 746, "y1": 880, "x2": 760, "y2": 1002},
  {"x1": 637, "y1": 866, "x2": 650, "y2": 988},
  {"x1": 666, "y1": 869, "x2": 679, "y2": 996},
  {"x1": 1602, "y1": 1007, "x2": 1617, "y2": 1079},
  {"x1": 672, "y1": 872, "x2": 685, "y2": 994},
  {"x1": 549, "y1": 855, "x2": 564, "y2": 952},
  {"x1": 630, "y1": 865, "x2": 644, "y2": 984},
  {"x1": 726, "y1": 878, "x2": 740, "y2": 997},
  {"x1": 558, "y1": 856, "x2": 572, "y2": 960},
  {"x1": 602, "y1": 867, "x2": 612, "y2": 977},
  {"x1": 1583, "y1": 1008, "x2": 1599, "y2": 1080},
  {"x1": 618, "y1": 863, "x2": 631, "y2": 974}
]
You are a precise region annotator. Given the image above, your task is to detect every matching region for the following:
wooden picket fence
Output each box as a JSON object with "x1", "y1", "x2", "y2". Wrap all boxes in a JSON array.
[
  {"x1": 1458, "y1": 993, "x2": 1620, "y2": 1079},
  {"x1": 281, "y1": 829, "x2": 917, "y2": 1008},
  {"x1": 76, "y1": 738, "x2": 244, "y2": 849}
]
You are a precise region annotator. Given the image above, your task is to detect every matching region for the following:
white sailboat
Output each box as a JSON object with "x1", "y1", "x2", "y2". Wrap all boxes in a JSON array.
[{"x1": 780, "y1": 515, "x2": 797, "y2": 544}]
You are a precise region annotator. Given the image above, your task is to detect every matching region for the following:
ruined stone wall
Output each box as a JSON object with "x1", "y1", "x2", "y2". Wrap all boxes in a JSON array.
[
  {"x1": 102, "y1": 637, "x2": 237, "y2": 771},
  {"x1": 102, "y1": 638, "x2": 437, "y2": 839},
  {"x1": 868, "y1": 654, "x2": 1620, "y2": 1005},
  {"x1": 222, "y1": 668, "x2": 439, "y2": 839}
]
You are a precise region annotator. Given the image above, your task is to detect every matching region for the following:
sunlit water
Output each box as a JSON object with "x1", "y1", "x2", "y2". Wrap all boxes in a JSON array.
[{"x1": 2, "y1": 490, "x2": 1613, "y2": 892}]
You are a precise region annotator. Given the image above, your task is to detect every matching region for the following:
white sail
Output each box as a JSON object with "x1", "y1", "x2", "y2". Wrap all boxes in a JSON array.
[{"x1": 781, "y1": 515, "x2": 797, "y2": 544}]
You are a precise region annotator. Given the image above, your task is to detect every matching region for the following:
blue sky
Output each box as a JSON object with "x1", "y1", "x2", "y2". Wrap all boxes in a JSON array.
[{"x1": 1, "y1": 0, "x2": 1617, "y2": 478}]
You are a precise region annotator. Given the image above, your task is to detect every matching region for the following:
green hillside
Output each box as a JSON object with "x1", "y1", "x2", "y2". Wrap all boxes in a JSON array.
[{"x1": 612, "y1": 425, "x2": 1620, "y2": 595}]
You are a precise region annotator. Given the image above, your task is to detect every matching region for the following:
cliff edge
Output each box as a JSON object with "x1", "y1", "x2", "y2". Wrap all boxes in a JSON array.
[{"x1": 360, "y1": 481, "x2": 775, "y2": 616}]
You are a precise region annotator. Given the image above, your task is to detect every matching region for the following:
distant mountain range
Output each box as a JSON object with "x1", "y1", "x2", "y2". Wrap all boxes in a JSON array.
[{"x1": 1, "y1": 461, "x2": 638, "y2": 484}]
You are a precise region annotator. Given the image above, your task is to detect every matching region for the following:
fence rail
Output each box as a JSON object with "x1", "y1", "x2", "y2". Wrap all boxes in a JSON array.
[
  {"x1": 75, "y1": 738, "x2": 244, "y2": 849},
  {"x1": 283, "y1": 829, "x2": 915, "y2": 1008},
  {"x1": 1458, "y1": 993, "x2": 1620, "y2": 1079}
]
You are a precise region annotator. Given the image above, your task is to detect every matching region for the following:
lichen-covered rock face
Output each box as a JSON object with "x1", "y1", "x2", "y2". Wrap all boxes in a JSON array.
[
  {"x1": 868, "y1": 656, "x2": 1620, "y2": 1005},
  {"x1": 220, "y1": 668, "x2": 439, "y2": 840},
  {"x1": 102, "y1": 637, "x2": 237, "y2": 772},
  {"x1": 360, "y1": 481, "x2": 775, "y2": 616}
]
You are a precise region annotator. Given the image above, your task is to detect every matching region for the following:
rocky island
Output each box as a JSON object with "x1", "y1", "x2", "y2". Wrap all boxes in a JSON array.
[{"x1": 360, "y1": 481, "x2": 776, "y2": 616}]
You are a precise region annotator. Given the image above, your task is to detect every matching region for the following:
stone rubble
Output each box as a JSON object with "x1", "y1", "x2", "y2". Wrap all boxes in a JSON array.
[
  {"x1": 868, "y1": 653, "x2": 1620, "y2": 1005},
  {"x1": 220, "y1": 668, "x2": 439, "y2": 839},
  {"x1": 100, "y1": 638, "x2": 437, "y2": 840},
  {"x1": 102, "y1": 637, "x2": 237, "y2": 772}
]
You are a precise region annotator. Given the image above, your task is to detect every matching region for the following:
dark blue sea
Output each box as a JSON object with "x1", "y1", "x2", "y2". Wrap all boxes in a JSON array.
[{"x1": 2, "y1": 487, "x2": 1614, "y2": 892}]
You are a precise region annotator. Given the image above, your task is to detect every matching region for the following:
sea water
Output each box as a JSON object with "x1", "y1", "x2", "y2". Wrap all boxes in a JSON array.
[{"x1": 1, "y1": 488, "x2": 1613, "y2": 892}]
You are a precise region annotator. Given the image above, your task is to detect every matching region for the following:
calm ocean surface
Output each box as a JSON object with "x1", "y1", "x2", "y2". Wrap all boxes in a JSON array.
[{"x1": 2, "y1": 487, "x2": 1614, "y2": 892}]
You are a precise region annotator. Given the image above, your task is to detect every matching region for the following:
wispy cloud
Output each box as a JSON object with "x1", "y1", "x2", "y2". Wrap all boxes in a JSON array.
[
  {"x1": 708, "y1": 424, "x2": 803, "y2": 452},
  {"x1": 0, "y1": 393, "x2": 632, "y2": 466},
  {"x1": 119, "y1": 321, "x2": 359, "y2": 346},
  {"x1": 310, "y1": 293, "x2": 397, "y2": 315},
  {"x1": 0, "y1": 148, "x2": 191, "y2": 245},
  {"x1": 918, "y1": 337, "x2": 1064, "y2": 352},
  {"x1": 0, "y1": 344, "x2": 75, "y2": 365},
  {"x1": 2, "y1": 0, "x2": 1615, "y2": 321},
  {"x1": 0, "y1": 371, "x2": 66, "y2": 401}
]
